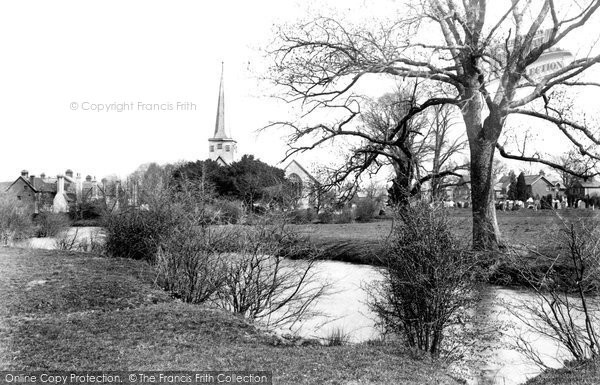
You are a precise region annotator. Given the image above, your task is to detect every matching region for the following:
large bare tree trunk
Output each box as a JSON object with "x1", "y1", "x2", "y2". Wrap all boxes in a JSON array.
[
  {"x1": 469, "y1": 137, "x2": 501, "y2": 250},
  {"x1": 462, "y1": 85, "x2": 502, "y2": 250}
]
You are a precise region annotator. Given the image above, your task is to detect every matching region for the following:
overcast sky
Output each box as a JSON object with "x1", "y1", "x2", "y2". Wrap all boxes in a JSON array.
[{"x1": 1, "y1": 0, "x2": 599, "y2": 183}]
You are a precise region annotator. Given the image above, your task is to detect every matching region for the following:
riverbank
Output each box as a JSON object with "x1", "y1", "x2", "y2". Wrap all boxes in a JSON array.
[
  {"x1": 523, "y1": 359, "x2": 599, "y2": 384},
  {"x1": 0, "y1": 247, "x2": 461, "y2": 384},
  {"x1": 291, "y1": 209, "x2": 600, "y2": 286}
]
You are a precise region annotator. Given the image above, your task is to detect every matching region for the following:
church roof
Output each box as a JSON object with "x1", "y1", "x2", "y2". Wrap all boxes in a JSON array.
[
  {"x1": 284, "y1": 160, "x2": 317, "y2": 183},
  {"x1": 213, "y1": 62, "x2": 231, "y2": 140}
]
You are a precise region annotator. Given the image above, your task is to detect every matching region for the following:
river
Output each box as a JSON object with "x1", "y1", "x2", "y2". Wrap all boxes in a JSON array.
[
  {"x1": 10, "y1": 227, "x2": 103, "y2": 250},
  {"x1": 280, "y1": 260, "x2": 575, "y2": 385}
]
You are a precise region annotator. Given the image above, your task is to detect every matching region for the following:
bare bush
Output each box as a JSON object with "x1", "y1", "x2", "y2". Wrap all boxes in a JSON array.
[
  {"x1": 103, "y1": 179, "x2": 215, "y2": 262},
  {"x1": 34, "y1": 211, "x2": 71, "y2": 237},
  {"x1": 155, "y1": 225, "x2": 229, "y2": 304},
  {"x1": 54, "y1": 228, "x2": 105, "y2": 253},
  {"x1": 354, "y1": 198, "x2": 378, "y2": 223},
  {"x1": 369, "y1": 202, "x2": 481, "y2": 357},
  {"x1": 54, "y1": 228, "x2": 79, "y2": 251},
  {"x1": 508, "y1": 217, "x2": 600, "y2": 366},
  {"x1": 216, "y1": 216, "x2": 328, "y2": 328},
  {"x1": 0, "y1": 193, "x2": 33, "y2": 245}
]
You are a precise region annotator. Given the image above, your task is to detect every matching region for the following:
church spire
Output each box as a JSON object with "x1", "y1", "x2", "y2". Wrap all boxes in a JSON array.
[
  {"x1": 208, "y1": 62, "x2": 237, "y2": 166},
  {"x1": 213, "y1": 61, "x2": 229, "y2": 139}
]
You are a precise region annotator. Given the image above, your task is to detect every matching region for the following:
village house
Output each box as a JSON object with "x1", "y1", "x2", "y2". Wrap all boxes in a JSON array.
[
  {"x1": 523, "y1": 172, "x2": 557, "y2": 198},
  {"x1": 494, "y1": 171, "x2": 560, "y2": 201},
  {"x1": 494, "y1": 175, "x2": 512, "y2": 200},
  {"x1": 569, "y1": 178, "x2": 600, "y2": 200},
  {"x1": 1, "y1": 169, "x2": 117, "y2": 215}
]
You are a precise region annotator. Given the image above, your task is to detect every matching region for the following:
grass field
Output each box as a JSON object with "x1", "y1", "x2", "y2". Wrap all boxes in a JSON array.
[
  {"x1": 294, "y1": 209, "x2": 599, "y2": 246},
  {"x1": 291, "y1": 209, "x2": 600, "y2": 269},
  {"x1": 0, "y1": 247, "x2": 461, "y2": 385}
]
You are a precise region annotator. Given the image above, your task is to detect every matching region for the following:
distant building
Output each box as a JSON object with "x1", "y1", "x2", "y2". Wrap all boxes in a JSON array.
[
  {"x1": 494, "y1": 175, "x2": 512, "y2": 200},
  {"x1": 2, "y1": 169, "x2": 110, "y2": 214},
  {"x1": 493, "y1": 171, "x2": 559, "y2": 201},
  {"x1": 207, "y1": 64, "x2": 318, "y2": 209},
  {"x1": 523, "y1": 172, "x2": 557, "y2": 199},
  {"x1": 208, "y1": 63, "x2": 237, "y2": 166},
  {"x1": 570, "y1": 178, "x2": 600, "y2": 199},
  {"x1": 283, "y1": 160, "x2": 318, "y2": 209}
]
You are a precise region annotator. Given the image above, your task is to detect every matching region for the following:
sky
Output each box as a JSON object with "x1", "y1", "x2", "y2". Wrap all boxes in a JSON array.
[
  {"x1": 0, "y1": 0, "x2": 313, "y2": 181},
  {"x1": 0, "y1": 0, "x2": 599, "y2": 184}
]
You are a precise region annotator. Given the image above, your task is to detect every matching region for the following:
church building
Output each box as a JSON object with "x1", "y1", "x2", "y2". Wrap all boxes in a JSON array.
[
  {"x1": 208, "y1": 63, "x2": 237, "y2": 166},
  {"x1": 207, "y1": 63, "x2": 317, "y2": 209}
]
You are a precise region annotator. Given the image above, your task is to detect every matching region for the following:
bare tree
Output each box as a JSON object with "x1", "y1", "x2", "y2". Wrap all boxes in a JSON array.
[
  {"x1": 557, "y1": 149, "x2": 600, "y2": 190},
  {"x1": 424, "y1": 104, "x2": 468, "y2": 200},
  {"x1": 295, "y1": 84, "x2": 467, "y2": 205},
  {"x1": 268, "y1": 0, "x2": 600, "y2": 250}
]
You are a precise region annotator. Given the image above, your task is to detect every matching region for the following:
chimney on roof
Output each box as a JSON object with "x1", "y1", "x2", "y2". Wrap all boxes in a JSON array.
[
  {"x1": 75, "y1": 173, "x2": 83, "y2": 203},
  {"x1": 40, "y1": 173, "x2": 46, "y2": 179},
  {"x1": 57, "y1": 175, "x2": 65, "y2": 194},
  {"x1": 65, "y1": 169, "x2": 73, "y2": 178},
  {"x1": 86, "y1": 175, "x2": 92, "y2": 182},
  {"x1": 21, "y1": 170, "x2": 29, "y2": 178},
  {"x1": 29, "y1": 175, "x2": 35, "y2": 186},
  {"x1": 539, "y1": 170, "x2": 545, "y2": 176}
]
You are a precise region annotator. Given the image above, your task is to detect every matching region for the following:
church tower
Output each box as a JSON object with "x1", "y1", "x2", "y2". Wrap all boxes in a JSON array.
[{"x1": 208, "y1": 62, "x2": 237, "y2": 166}]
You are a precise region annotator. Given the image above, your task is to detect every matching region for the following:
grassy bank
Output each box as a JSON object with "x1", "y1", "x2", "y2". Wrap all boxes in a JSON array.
[
  {"x1": 0, "y1": 247, "x2": 461, "y2": 385},
  {"x1": 291, "y1": 209, "x2": 600, "y2": 286}
]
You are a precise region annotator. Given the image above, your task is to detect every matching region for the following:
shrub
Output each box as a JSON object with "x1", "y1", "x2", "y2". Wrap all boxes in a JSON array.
[
  {"x1": 76, "y1": 200, "x2": 105, "y2": 220},
  {"x1": 0, "y1": 194, "x2": 34, "y2": 244},
  {"x1": 77, "y1": 230, "x2": 104, "y2": 253},
  {"x1": 333, "y1": 208, "x2": 354, "y2": 223},
  {"x1": 288, "y1": 208, "x2": 312, "y2": 224},
  {"x1": 369, "y1": 202, "x2": 480, "y2": 357},
  {"x1": 102, "y1": 178, "x2": 213, "y2": 262},
  {"x1": 103, "y1": 207, "x2": 177, "y2": 262},
  {"x1": 34, "y1": 212, "x2": 71, "y2": 238},
  {"x1": 317, "y1": 210, "x2": 333, "y2": 224},
  {"x1": 509, "y1": 218, "x2": 600, "y2": 365},
  {"x1": 155, "y1": 225, "x2": 228, "y2": 304},
  {"x1": 54, "y1": 228, "x2": 104, "y2": 253},
  {"x1": 215, "y1": 217, "x2": 328, "y2": 327},
  {"x1": 325, "y1": 327, "x2": 351, "y2": 346},
  {"x1": 54, "y1": 228, "x2": 80, "y2": 251},
  {"x1": 354, "y1": 198, "x2": 378, "y2": 222},
  {"x1": 212, "y1": 199, "x2": 244, "y2": 224}
]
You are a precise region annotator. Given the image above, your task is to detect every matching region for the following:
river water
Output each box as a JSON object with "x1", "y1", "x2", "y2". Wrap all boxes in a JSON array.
[
  {"x1": 281, "y1": 260, "x2": 575, "y2": 385},
  {"x1": 10, "y1": 227, "x2": 103, "y2": 250}
]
